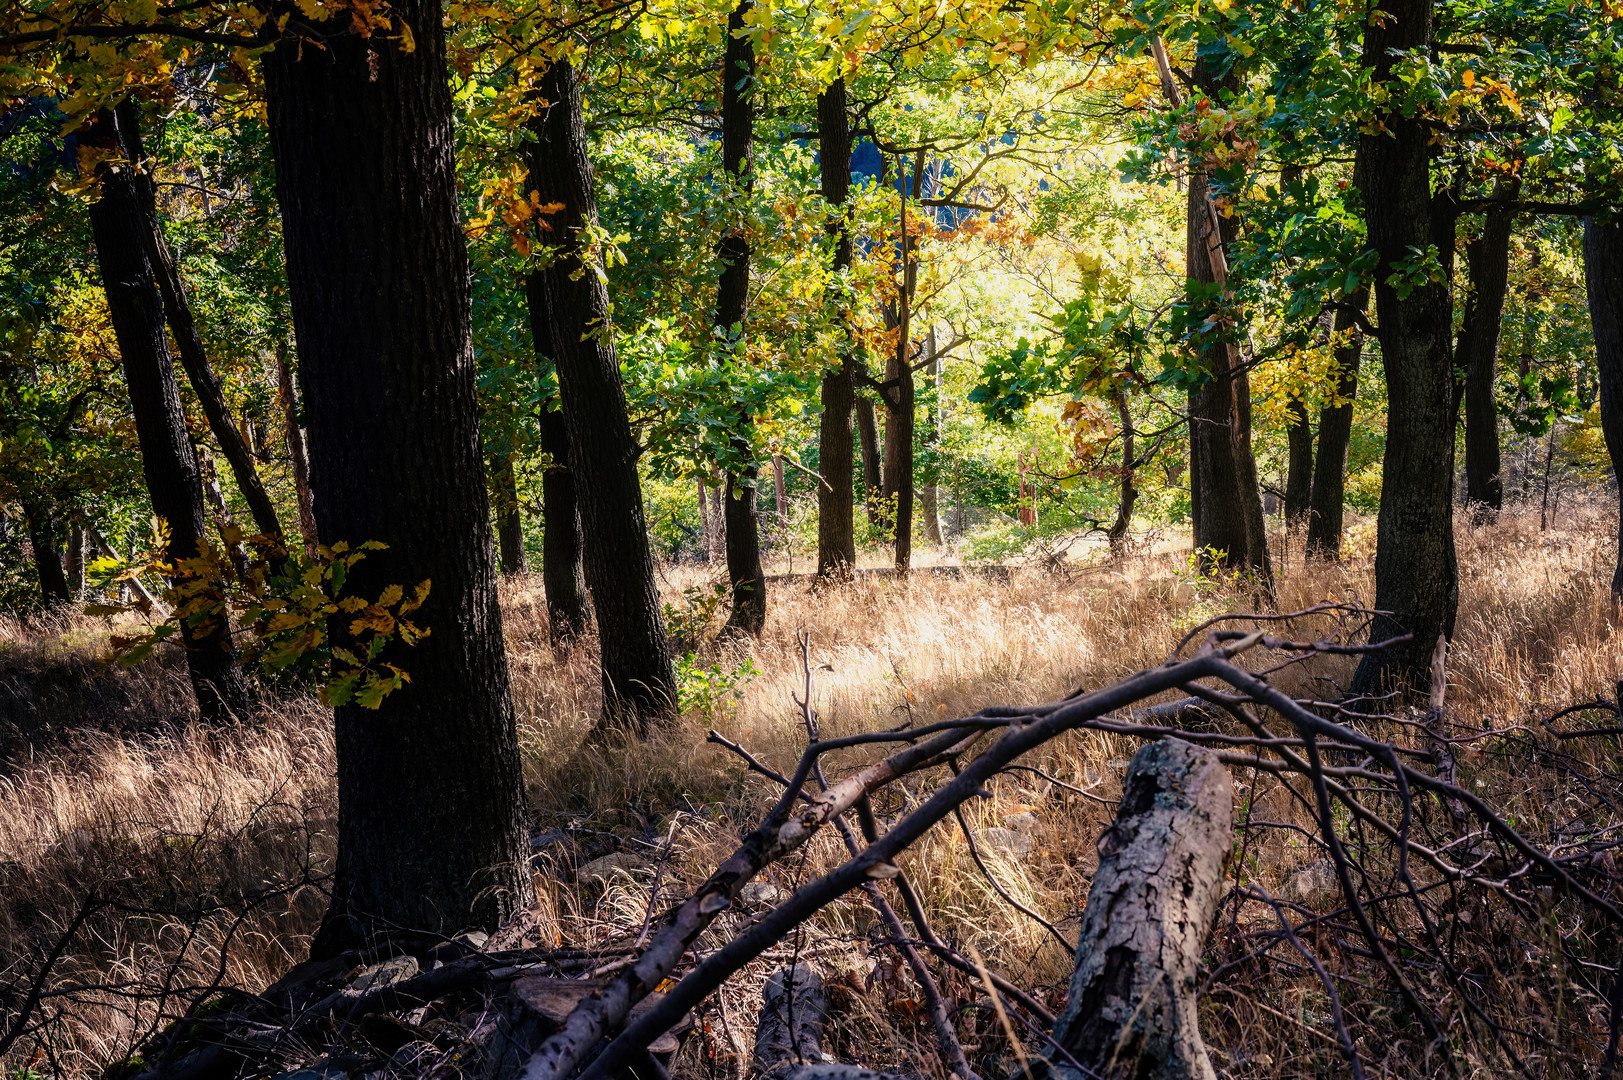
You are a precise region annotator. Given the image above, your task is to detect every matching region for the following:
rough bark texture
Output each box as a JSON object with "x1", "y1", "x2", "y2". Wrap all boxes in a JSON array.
[
  {"x1": 1284, "y1": 395, "x2": 1314, "y2": 529},
  {"x1": 1185, "y1": 161, "x2": 1272, "y2": 584},
  {"x1": 493, "y1": 453, "x2": 526, "y2": 575},
  {"x1": 22, "y1": 500, "x2": 69, "y2": 606},
  {"x1": 65, "y1": 523, "x2": 85, "y2": 595},
  {"x1": 276, "y1": 344, "x2": 319, "y2": 558},
  {"x1": 88, "y1": 108, "x2": 252, "y2": 725},
  {"x1": 1306, "y1": 293, "x2": 1367, "y2": 560},
  {"x1": 855, "y1": 396, "x2": 883, "y2": 525},
  {"x1": 752, "y1": 965, "x2": 827, "y2": 1079},
  {"x1": 918, "y1": 331, "x2": 943, "y2": 546},
  {"x1": 1050, "y1": 738, "x2": 1232, "y2": 1080},
  {"x1": 534, "y1": 403, "x2": 590, "y2": 644},
  {"x1": 260, "y1": 1, "x2": 528, "y2": 949},
  {"x1": 117, "y1": 100, "x2": 284, "y2": 545},
  {"x1": 1461, "y1": 191, "x2": 1517, "y2": 514},
  {"x1": 522, "y1": 59, "x2": 675, "y2": 722},
  {"x1": 815, "y1": 79, "x2": 857, "y2": 580},
  {"x1": 1350, "y1": 0, "x2": 1460, "y2": 693},
  {"x1": 715, "y1": 0, "x2": 767, "y2": 635},
  {"x1": 881, "y1": 153, "x2": 923, "y2": 574},
  {"x1": 1584, "y1": 216, "x2": 1623, "y2": 598}
]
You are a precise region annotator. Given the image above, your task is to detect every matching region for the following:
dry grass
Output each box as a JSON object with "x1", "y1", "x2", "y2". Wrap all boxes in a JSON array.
[{"x1": 2, "y1": 494, "x2": 1620, "y2": 1078}]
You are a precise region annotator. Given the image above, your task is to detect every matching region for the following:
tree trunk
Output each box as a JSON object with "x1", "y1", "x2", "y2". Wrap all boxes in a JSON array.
[
  {"x1": 1350, "y1": 0, "x2": 1460, "y2": 693},
  {"x1": 815, "y1": 78, "x2": 857, "y2": 580},
  {"x1": 88, "y1": 107, "x2": 253, "y2": 726},
  {"x1": 855, "y1": 396, "x2": 883, "y2": 526},
  {"x1": 1185, "y1": 167, "x2": 1272, "y2": 585},
  {"x1": 65, "y1": 523, "x2": 85, "y2": 595},
  {"x1": 1460, "y1": 188, "x2": 1518, "y2": 516},
  {"x1": 697, "y1": 474, "x2": 713, "y2": 561},
  {"x1": 918, "y1": 330, "x2": 943, "y2": 546},
  {"x1": 87, "y1": 525, "x2": 159, "y2": 609},
  {"x1": 521, "y1": 58, "x2": 675, "y2": 723},
  {"x1": 753, "y1": 965, "x2": 829, "y2": 1080},
  {"x1": 534, "y1": 405, "x2": 590, "y2": 642},
  {"x1": 22, "y1": 499, "x2": 70, "y2": 606},
  {"x1": 1305, "y1": 292, "x2": 1367, "y2": 559},
  {"x1": 1107, "y1": 387, "x2": 1137, "y2": 554},
  {"x1": 117, "y1": 101, "x2": 285, "y2": 546},
  {"x1": 715, "y1": 0, "x2": 766, "y2": 636},
  {"x1": 1050, "y1": 738, "x2": 1231, "y2": 1080},
  {"x1": 1283, "y1": 395, "x2": 1314, "y2": 529},
  {"x1": 260, "y1": 2, "x2": 528, "y2": 950},
  {"x1": 772, "y1": 455, "x2": 787, "y2": 526},
  {"x1": 1584, "y1": 216, "x2": 1623, "y2": 599},
  {"x1": 881, "y1": 152, "x2": 923, "y2": 575},
  {"x1": 276, "y1": 343, "x2": 319, "y2": 558},
  {"x1": 493, "y1": 452, "x2": 526, "y2": 575}
]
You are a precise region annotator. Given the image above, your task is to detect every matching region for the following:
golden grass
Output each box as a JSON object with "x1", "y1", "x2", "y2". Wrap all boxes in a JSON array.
[{"x1": 1, "y1": 495, "x2": 1619, "y2": 1077}]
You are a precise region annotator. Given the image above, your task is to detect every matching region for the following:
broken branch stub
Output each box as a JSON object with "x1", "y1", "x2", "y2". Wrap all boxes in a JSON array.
[
  {"x1": 752, "y1": 964, "x2": 827, "y2": 1079},
  {"x1": 1050, "y1": 737, "x2": 1231, "y2": 1080}
]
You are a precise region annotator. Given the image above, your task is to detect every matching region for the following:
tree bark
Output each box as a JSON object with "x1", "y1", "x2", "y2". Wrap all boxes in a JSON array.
[
  {"x1": 1107, "y1": 387, "x2": 1137, "y2": 555},
  {"x1": 116, "y1": 100, "x2": 285, "y2": 547},
  {"x1": 260, "y1": 1, "x2": 528, "y2": 950},
  {"x1": 1583, "y1": 216, "x2": 1623, "y2": 599},
  {"x1": 714, "y1": 0, "x2": 766, "y2": 636},
  {"x1": 88, "y1": 107, "x2": 253, "y2": 725},
  {"x1": 855, "y1": 396, "x2": 883, "y2": 526},
  {"x1": 276, "y1": 343, "x2": 319, "y2": 558},
  {"x1": 918, "y1": 330, "x2": 944, "y2": 546},
  {"x1": 1185, "y1": 168, "x2": 1272, "y2": 584},
  {"x1": 1305, "y1": 293, "x2": 1368, "y2": 560},
  {"x1": 1284, "y1": 395, "x2": 1314, "y2": 529},
  {"x1": 1050, "y1": 738, "x2": 1231, "y2": 1080},
  {"x1": 1350, "y1": 0, "x2": 1461, "y2": 693},
  {"x1": 521, "y1": 58, "x2": 675, "y2": 722},
  {"x1": 752, "y1": 964, "x2": 827, "y2": 1080},
  {"x1": 535, "y1": 403, "x2": 591, "y2": 643},
  {"x1": 493, "y1": 452, "x2": 526, "y2": 575},
  {"x1": 22, "y1": 499, "x2": 70, "y2": 606},
  {"x1": 815, "y1": 78, "x2": 857, "y2": 580},
  {"x1": 65, "y1": 522, "x2": 85, "y2": 595},
  {"x1": 1460, "y1": 189, "x2": 1518, "y2": 515}
]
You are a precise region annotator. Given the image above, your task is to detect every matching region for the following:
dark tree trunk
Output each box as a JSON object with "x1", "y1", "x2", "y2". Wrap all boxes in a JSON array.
[
  {"x1": 260, "y1": 2, "x2": 528, "y2": 950},
  {"x1": 493, "y1": 452, "x2": 526, "y2": 575},
  {"x1": 88, "y1": 108, "x2": 252, "y2": 725},
  {"x1": 1306, "y1": 292, "x2": 1368, "y2": 559},
  {"x1": 1185, "y1": 171, "x2": 1272, "y2": 584},
  {"x1": 522, "y1": 59, "x2": 675, "y2": 721},
  {"x1": 22, "y1": 500, "x2": 70, "y2": 606},
  {"x1": 715, "y1": 0, "x2": 766, "y2": 635},
  {"x1": 277, "y1": 343, "x2": 319, "y2": 558},
  {"x1": 1584, "y1": 216, "x2": 1623, "y2": 599},
  {"x1": 1350, "y1": 0, "x2": 1460, "y2": 693},
  {"x1": 1107, "y1": 387, "x2": 1137, "y2": 554},
  {"x1": 534, "y1": 402, "x2": 591, "y2": 644},
  {"x1": 815, "y1": 78, "x2": 856, "y2": 580},
  {"x1": 66, "y1": 523, "x2": 85, "y2": 594},
  {"x1": 1283, "y1": 395, "x2": 1314, "y2": 529},
  {"x1": 855, "y1": 396, "x2": 883, "y2": 525},
  {"x1": 116, "y1": 101, "x2": 285, "y2": 546},
  {"x1": 918, "y1": 331, "x2": 944, "y2": 546},
  {"x1": 880, "y1": 151, "x2": 924, "y2": 573},
  {"x1": 1460, "y1": 189, "x2": 1518, "y2": 515}
]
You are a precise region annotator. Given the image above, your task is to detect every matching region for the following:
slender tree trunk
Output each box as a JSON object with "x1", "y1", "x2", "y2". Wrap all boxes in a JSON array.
[
  {"x1": 117, "y1": 101, "x2": 285, "y2": 546},
  {"x1": 276, "y1": 343, "x2": 318, "y2": 558},
  {"x1": 493, "y1": 452, "x2": 526, "y2": 575},
  {"x1": 697, "y1": 474, "x2": 713, "y2": 562},
  {"x1": 22, "y1": 500, "x2": 70, "y2": 606},
  {"x1": 260, "y1": 2, "x2": 528, "y2": 950},
  {"x1": 714, "y1": 0, "x2": 766, "y2": 635},
  {"x1": 918, "y1": 330, "x2": 944, "y2": 546},
  {"x1": 532, "y1": 408, "x2": 589, "y2": 641},
  {"x1": 815, "y1": 78, "x2": 857, "y2": 580},
  {"x1": 1306, "y1": 293, "x2": 1368, "y2": 559},
  {"x1": 89, "y1": 108, "x2": 253, "y2": 725},
  {"x1": 1107, "y1": 387, "x2": 1138, "y2": 554},
  {"x1": 1460, "y1": 188, "x2": 1518, "y2": 516},
  {"x1": 772, "y1": 454, "x2": 787, "y2": 523},
  {"x1": 87, "y1": 525, "x2": 158, "y2": 608},
  {"x1": 1350, "y1": 0, "x2": 1460, "y2": 693},
  {"x1": 521, "y1": 58, "x2": 675, "y2": 721},
  {"x1": 881, "y1": 151, "x2": 924, "y2": 574},
  {"x1": 855, "y1": 396, "x2": 883, "y2": 525},
  {"x1": 1186, "y1": 171, "x2": 1273, "y2": 584},
  {"x1": 1583, "y1": 216, "x2": 1623, "y2": 598},
  {"x1": 65, "y1": 523, "x2": 85, "y2": 595},
  {"x1": 1284, "y1": 395, "x2": 1314, "y2": 529}
]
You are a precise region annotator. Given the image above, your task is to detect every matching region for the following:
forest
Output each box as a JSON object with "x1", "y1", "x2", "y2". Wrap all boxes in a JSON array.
[{"x1": 1, "y1": 0, "x2": 1622, "y2": 1076}]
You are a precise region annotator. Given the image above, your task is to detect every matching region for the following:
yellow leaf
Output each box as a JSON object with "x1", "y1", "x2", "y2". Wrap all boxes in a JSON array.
[{"x1": 1461, "y1": 69, "x2": 1475, "y2": 88}]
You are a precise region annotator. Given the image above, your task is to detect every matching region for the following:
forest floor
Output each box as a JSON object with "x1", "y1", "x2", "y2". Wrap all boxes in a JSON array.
[{"x1": 2, "y1": 495, "x2": 1619, "y2": 1079}]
